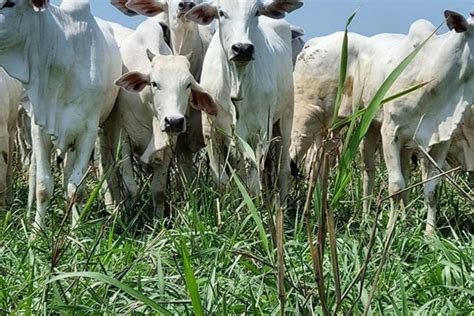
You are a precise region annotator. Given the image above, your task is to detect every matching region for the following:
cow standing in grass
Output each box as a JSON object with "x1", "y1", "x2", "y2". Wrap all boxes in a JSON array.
[
  {"x1": 0, "y1": 0, "x2": 122, "y2": 230},
  {"x1": 185, "y1": 0, "x2": 303, "y2": 203},
  {"x1": 0, "y1": 70, "x2": 23, "y2": 207}
]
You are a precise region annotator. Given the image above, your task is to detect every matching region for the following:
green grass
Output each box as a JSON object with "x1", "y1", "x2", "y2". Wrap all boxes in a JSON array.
[{"x1": 0, "y1": 158, "x2": 472, "y2": 315}]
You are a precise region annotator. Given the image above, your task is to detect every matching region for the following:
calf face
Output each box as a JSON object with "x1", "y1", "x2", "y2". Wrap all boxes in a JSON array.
[
  {"x1": 115, "y1": 53, "x2": 217, "y2": 135},
  {"x1": 185, "y1": 0, "x2": 303, "y2": 65}
]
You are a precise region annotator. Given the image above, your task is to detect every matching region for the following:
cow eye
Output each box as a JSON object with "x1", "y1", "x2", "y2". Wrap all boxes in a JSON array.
[
  {"x1": 255, "y1": 10, "x2": 260, "y2": 16},
  {"x1": 151, "y1": 82, "x2": 158, "y2": 89},
  {"x1": 187, "y1": 83, "x2": 192, "y2": 89},
  {"x1": 219, "y1": 10, "x2": 225, "y2": 18},
  {"x1": 2, "y1": 1, "x2": 15, "y2": 8}
]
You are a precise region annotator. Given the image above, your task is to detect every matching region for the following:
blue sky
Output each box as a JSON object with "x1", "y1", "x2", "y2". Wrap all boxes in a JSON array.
[{"x1": 51, "y1": 0, "x2": 473, "y2": 39}]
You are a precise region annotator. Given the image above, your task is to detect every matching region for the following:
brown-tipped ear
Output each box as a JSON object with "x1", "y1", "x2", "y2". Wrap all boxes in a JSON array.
[
  {"x1": 125, "y1": 0, "x2": 167, "y2": 17},
  {"x1": 445, "y1": 10, "x2": 469, "y2": 33},
  {"x1": 31, "y1": 0, "x2": 48, "y2": 9},
  {"x1": 261, "y1": 0, "x2": 303, "y2": 19},
  {"x1": 185, "y1": 3, "x2": 217, "y2": 25},
  {"x1": 190, "y1": 83, "x2": 218, "y2": 115},
  {"x1": 115, "y1": 71, "x2": 150, "y2": 93},
  {"x1": 110, "y1": 0, "x2": 138, "y2": 16}
]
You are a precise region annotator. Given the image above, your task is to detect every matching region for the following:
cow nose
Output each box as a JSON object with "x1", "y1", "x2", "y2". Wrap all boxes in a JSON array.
[
  {"x1": 164, "y1": 116, "x2": 185, "y2": 134},
  {"x1": 231, "y1": 43, "x2": 255, "y2": 62}
]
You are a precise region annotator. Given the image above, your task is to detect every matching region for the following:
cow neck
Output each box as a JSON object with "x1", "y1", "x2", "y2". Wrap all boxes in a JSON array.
[
  {"x1": 24, "y1": 7, "x2": 72, "y2": 148},
  {"x1": 169, "y1": 18, "x2": 204, "y2": 79}
]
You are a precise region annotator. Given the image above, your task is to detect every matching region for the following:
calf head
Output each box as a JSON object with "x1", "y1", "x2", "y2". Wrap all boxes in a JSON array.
[
  {"x1": 186, "y1": 0, "x2": 303, "y2": 65},
  {"x1": 115, "y1": 52, "x2": 217, "y2": 135}
]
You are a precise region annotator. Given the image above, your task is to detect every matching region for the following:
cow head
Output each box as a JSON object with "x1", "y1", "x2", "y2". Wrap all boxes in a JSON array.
[
  {"x1": 115, "y1": 52, "x2": 217, "y2": 135},
  {"x1": 0, "y1": 0, "x2": 48, "y2": 50},
  {"x1": 186, "y1": 0, "x2": 303, "y2": 64}
]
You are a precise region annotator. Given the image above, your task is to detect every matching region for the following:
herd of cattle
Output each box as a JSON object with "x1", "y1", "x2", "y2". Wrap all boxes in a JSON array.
[{"x1": 0, "y1": 0, "x2": 472, "y2": 235}]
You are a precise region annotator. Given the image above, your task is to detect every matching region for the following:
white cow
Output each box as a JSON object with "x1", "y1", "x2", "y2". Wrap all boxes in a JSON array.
[
  {"x1": 0, "y1": 0, "x2": 122, "y2": 229},
  {"x1": 185, "y1": 0, "x2": 303, "y2": 201},
  {"x1": 380, "y1": 10, "x2": 474, "y2": 234},
  {"x1": 114, "y1": 53, "x2": 217, "y2": 217},
  {"x1": 113, "y1": 0, "x2": 213, "y2": 181},
  {"x1": 0, "y1": 69, "x2": 23, "y2": 206},
  {"x1": 99, "y1": 17, "x2": 173, "y2": 215}
]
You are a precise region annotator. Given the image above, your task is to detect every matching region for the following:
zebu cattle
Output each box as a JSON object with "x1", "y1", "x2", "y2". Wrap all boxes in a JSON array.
[
  {"x1": 185, "y1": 0, "x2": 303, "y2": 203},
  {"x1": 379, "y1": 11, "x2": 474, "y2": 234},
  {"x1": 112, "y1": 0, "x2": 213, "y2": 181},
  {"x1": 0, "y1": 70, "x2": 23, "y2": 206},
  {"x1": 114, "y1": 53, "x2": 218, "y2": 216},
  {"x1": 0, "y1": 0, "x2": 122, "y2": 229}
]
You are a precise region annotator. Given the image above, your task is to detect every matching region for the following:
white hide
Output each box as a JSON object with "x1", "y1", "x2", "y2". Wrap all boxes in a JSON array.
[
  {"x1": 0, "y1": 0, "x2": 122, "y2": 229},
  {"x1": 186, "y1": 0, "x2": 303, "y2": 201},
  {"x1": 0, "y1": 69, "x2": 23, "y2": 206}
]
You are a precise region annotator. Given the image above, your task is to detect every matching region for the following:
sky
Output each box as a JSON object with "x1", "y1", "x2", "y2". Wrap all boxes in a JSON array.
[{"x1": 51, "y1": 0, "x2": 474, "y2": 39}]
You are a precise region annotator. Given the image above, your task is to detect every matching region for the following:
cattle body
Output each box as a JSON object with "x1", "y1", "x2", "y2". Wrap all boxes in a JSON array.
[
  {"x1": 290, "y1": 29, "x2": 412, "y2": 211},
  {"x1": 380, "y1": 11, "x2": 474, "y2": 234},
  {"x1": 121, "y1": 0, "x2": 214, "y2": 181},
  {"x1": 114, "y1": 53, "x2": 217, "y2": 217},
  {"x1": 0, "y1": 0, "x2": 122, "y2": 229},
  {"x1": 0, "y1": 70, "x2": 23, "y2": 207},
  {"x1": 100, "y1": 17, "x2": 173, "y2": 215},
  {"x1": 185, "y1": 0, "x2": 303, "y2": 201}
]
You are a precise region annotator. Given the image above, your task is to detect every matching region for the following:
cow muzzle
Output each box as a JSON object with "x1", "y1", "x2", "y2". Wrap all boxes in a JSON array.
[
  {"x1": 177, "y1": 2, "x2": 196, "y2": 17},
  {"x1": 162, "y1": 115, "x2": 186, "y2": 134},
  {"x1": 230, "y1": 43, "x2": 255, "y2": 63}
]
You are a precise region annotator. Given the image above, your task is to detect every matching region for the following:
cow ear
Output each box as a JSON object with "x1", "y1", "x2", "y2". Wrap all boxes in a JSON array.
[
  {"x1": 31, "y1": 0, "x2": 48, "y2": 9},
  {"x1": 146, "y1": 49, "x2": 156, "y2": 62},
  {"x1": 126, "y1": 0, "x2": 167, "y2": 17},
  {"x1": 445, "y1": 10, "x2": 469, "y2": 33},
  {"x1": 290, "y1": 25, "x2": 305, "y2": 39},
  {"x1": 185, "y1": 3, "x2": 217, "y2": 25},
  {"x1": 190, "y1": 82, "x2": 218, "y2": 115},
  {"x1": 115, "y1": 72, "x2": 150, "y2": 93},
  {"x1": 110, "y1": 0, "x2": 139, "y2": 16},
  {"x1": 261, "y1": 0, "x2": 303, "y2": 19}
]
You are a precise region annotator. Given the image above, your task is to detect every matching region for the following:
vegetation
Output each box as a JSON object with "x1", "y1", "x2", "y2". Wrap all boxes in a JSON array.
[{"x1": 1, "y1": 12, "x2": 473, "y2": 316}]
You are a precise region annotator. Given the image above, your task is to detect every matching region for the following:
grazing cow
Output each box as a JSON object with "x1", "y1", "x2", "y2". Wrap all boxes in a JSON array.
[
  {"x1": 114, "y1": 53, "x2": 217, "y2": 217},
  {"x1": 0, "y1": 0, "x2": 122, "y2": 229},
  {"x1": 380, "y1": 10, "x2": 474, "y2": 234},
  {"x1": 290, "y1": 19, "x2": 438, "y2": 210},
  {"x1": 0, "y1": 70, "x2": 23, "y2": 206},
  {"x1": 185, "y1": 0, "x2": 303, "y2": 201},
  {"x1": 112, "y1": 0, "x2": 213, "y2": 181}
]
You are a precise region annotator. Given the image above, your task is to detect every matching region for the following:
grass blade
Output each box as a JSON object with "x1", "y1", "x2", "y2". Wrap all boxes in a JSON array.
[
  {"x1": 47, "y1": 272, "x2": 172, "y2": 315},
  {"x1": 180, "y1": 239, "x2": 205, "y2": 316}
]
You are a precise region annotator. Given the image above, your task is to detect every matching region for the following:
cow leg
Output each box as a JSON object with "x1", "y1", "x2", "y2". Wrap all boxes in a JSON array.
[
  {"x1": 0, "y1": 130, "x2": 9, "y2": 207},
  {"x1": 66, "y1": 132, "x2": 96, "y2": 228},
  {"x1": 151, "y1": 151, "x2": 172, "y2": 219},
  {"x1": 176, "y1": 145, "x2": 195, "y2": 185},
  {"x1": 278, "y1": 110, "x2": 293, "y2": 207},
  {"x1": 32, "y1": 124, "x2": 54, "y2": 231},
  {"x1": 27, "y1": 151, "x2": 36, "y2": 218},
  {"x1": 361, "y1": 125, "x2": 380, "y2": 214},
  {"x1": 421, "y1": 142, "x2": 450, "y2": 236},
  {"x1": 202, "y1": 114, "x2": 229, "y2": 186},
  {"x1": 120, "y1": 138, "x2": 138, "y2": 206},
  {"x1": 382, "y1": 125, "x2": 405, "y2": 233}
]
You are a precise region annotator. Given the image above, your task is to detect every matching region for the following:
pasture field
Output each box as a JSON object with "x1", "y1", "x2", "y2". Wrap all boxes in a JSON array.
[{"x1": 0, "y1": 154, "x2": 472, "y2": 315}]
